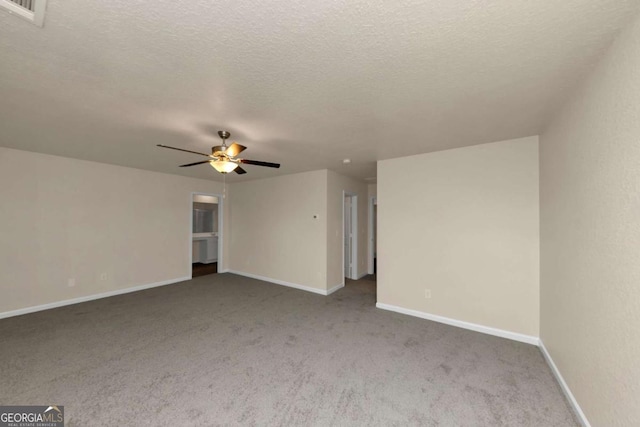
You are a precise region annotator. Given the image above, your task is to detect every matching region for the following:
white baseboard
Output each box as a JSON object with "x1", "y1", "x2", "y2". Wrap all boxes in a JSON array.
[
  {"x1": 375, "y1": 302, "x2": 539, "y2": 346},
  {"x1": 227, "y1": 270, "x2": 330, "y2": 296},
  {"x1": 539, "y1": 340, "x2": 591, "y2": 426},
  {"x1": 0, "y1": 276, "x2": 190, "y2": 320},
  {"x1": 326, "y1": 283, "x2": 345, "y2": 295},
  {"x1": 356, "y1": 271, "x2": 368, "y2": 280}
]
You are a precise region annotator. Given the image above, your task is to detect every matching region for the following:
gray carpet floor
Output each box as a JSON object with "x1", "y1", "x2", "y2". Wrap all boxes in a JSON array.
[{"x1": 0, "y1": 274, "x2": 577, "y2": 426}]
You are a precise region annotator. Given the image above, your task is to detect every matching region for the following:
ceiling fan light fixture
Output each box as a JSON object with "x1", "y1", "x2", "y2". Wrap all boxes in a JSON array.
[
  {"x1": 210, "y1": 160, "x2": 238, "y2": 174},
  {"x1": 158, "y1": 130, "x2": 280, "y2": 175}
]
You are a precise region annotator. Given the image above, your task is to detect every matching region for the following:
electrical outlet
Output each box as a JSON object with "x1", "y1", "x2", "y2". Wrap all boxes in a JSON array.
[
  {"x1": 100, "y1": 273, "x2": 108, "y2": 281},
  {"x1": 424, "y1": 289, "x2": 431, "y2": 299},
  {"x1": 67, "y1": 278, "x2": 76, "y2": 288}
]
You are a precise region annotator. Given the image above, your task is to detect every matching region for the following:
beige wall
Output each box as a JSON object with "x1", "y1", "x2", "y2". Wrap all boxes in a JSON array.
[
  {"x1": 0, "y1": 147, "x2": 226, "y2": 314},
  {"x1": 540, "y1": 14, "x2": 640, "y2": 427},
  {"x1": 229, "y1": 170, "x2": 328, "y2": 291},
  {"x1": 378, "y1": 137, "x2": 540, "y2": 337},
  {"x1": 367, "y1": 183, "x2": 377, "y2": 199},
  {"x1": 326, "y1": 171, "x2": 368, "y2": 287}
]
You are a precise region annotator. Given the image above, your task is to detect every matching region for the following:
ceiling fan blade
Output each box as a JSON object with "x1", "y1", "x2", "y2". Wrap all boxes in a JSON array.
[
  {"x1": 179, "y1": 160, "x2": 212, "y2": 167},
  {"x1": 157, "y1": 144, "x2": 212, "y2": 158},
  {"x1": 239, "y1": 159, "x2": 281, "y2": 168},
  {"x1": 226, "y1": 143, "x2": 247, "y2": 158},
  {"x1": 234, "y1": 166, "x2": 247, "y2": 175}
]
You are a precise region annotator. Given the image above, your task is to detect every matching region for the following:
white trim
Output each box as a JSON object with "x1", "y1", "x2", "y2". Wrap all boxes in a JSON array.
[
  {"x1": 539, "y1": 340, "x2": 591, "y2": 426},
  {"x1": 351, "y1": 195, "x2": 358, "y2": 280},
  {"x1": 326, "y1": 283, "x2": 345, "y2": 295},
  {"x1": 227, "y1": 270, "x2": 329, "y2": 295},
  {"x1": 342, "y1": 191, "x2": 348, "y2": 280},
  {"x1": 375, "y1": 302, "x2": 539, "y2": 346},
  {"x1": 0, "y1": 0, "x2": 47, "y2": 27},
  {"x1": 356, "y1": 271, "x2": 368, "y2": 280},
  {"x1": 0, "y1": 276, "x2": 189, "y2": 320}
]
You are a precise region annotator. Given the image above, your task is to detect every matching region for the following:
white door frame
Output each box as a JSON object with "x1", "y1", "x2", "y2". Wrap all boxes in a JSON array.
[
  {"x1": 368, "y1": 196, "x2": 377, "y2": 275},
  {"x1": 190, "y1": 192, "x2": 224, "y2": 278},
  {"x1": 342, "y1": 191, "x2": 358, "y2": 281}
]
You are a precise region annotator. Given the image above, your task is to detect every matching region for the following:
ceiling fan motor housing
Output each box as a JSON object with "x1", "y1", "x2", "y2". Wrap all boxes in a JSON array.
[{"x1": 212, "y1": 145, "x2": 228, "y2": 157}]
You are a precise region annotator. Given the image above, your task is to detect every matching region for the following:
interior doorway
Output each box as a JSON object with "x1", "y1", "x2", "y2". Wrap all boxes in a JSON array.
[
  {"x1": 368, "y1": 196, "x2": 377, "y2": 276},
  {"x1": 191, "y1": 193, "x2": 223, "y2": 278},
  {"x1": 343, "y1": 192, "x2": 358, "y2": 281}
]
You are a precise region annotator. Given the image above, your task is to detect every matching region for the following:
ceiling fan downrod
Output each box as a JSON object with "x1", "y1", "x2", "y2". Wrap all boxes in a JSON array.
[{"x1": 218, "y1": 130, "x2": 230, "y2": 149}]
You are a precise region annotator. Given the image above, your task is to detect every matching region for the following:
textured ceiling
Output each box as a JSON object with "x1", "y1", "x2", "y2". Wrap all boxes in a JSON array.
[{"x1": 1, "y1": 0, "x2": 639, "y2": 182}]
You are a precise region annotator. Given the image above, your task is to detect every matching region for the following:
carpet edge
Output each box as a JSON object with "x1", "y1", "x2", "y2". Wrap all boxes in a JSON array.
[
  {"x1": 0, "y1": 276, "x2": 190, "y2": 320},
  {"x1": 375, "y1": 302, "x2": 539, "y2": 345},
  {"x1": 539, "y1": 340, "x2": 591, "y2": 427}
]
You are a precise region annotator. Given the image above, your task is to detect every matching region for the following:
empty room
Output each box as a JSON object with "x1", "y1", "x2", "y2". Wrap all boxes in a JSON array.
[{"x1": 1, "y1": 0, "x2": 638, "y2": 426}]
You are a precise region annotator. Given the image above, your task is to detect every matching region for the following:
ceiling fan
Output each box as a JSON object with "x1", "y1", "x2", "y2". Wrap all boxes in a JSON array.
[{"x1": 157, "y1": 131, "x2": 280, "y2": 174}]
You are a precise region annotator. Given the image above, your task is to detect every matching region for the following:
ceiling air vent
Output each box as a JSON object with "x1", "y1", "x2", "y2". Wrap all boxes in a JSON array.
[{"x1": 0, "y1": 0, "x2": 47, "y2": 27}]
